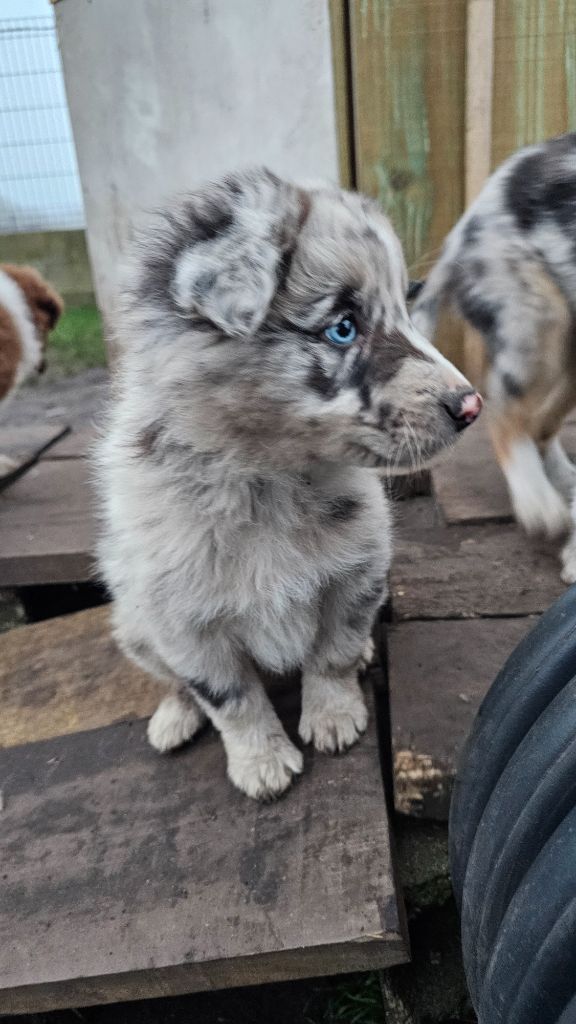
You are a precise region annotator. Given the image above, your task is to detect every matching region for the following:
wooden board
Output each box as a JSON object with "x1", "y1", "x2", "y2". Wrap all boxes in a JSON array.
[
  {"x1": 464, "y1": 0, "x2": 494, "y2": 385},
  {"x1": 0, "y1": 424, "x2": 70, "y2": 492},
  {"x1": 390, "y1": 497, "x2": 564, "y2": 620},
  {"x1": 0, "y1": 608, "x2": 407, "y2": 1013},
  {"x1": 465, "y1": 0, "x2": 494, "y2": 206},
  {"x1": 329, "y1": 0, "x2": 354, "y2": 188},
  {"x1": 432, "y1": 417, "x2": 576, "y2": 526},
  {"x1": 350, "y1": 0, "x2": 466, "y2": 366},
  {"x1": 0, "y1": 606, "x2": 161, "y2": 749},
  {"x1": 0, "y1": 459, "x2": 94, "y2": 587},
  {"x1": 491, "y1": 0, "x2": 576, "y2": 169},
  {"x1": 41, "y1": 427, "x2": 94, "y2": 460},
  {"x1": 431, "y1": 418, "x2": 512, "y2": 525},
  {"x1": 388, "y1": 616, "x2": 534, "y2": 818}
]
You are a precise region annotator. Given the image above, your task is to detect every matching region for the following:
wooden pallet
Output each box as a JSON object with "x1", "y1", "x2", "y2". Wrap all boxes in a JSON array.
[
  {"x1": 390, "y1": 497, "x2": 564, "y2": 622},
  {"x1": 388, "y1": 616, "x2": 535, "y2": 817},
  {"x1": 389, "y1": 438, "x2": 568, "y2": 817},
  {"x1": 0, "y1": 425, "x2": 94, "y2": 587},
  {"x1": 0, "y1": 423, "x2": 70, "y2": 492},
  {"x1": 432, "y1": 415, "x2": 576, "y2": 526},
  {"x1": 0, "y1": 607, "x2": 407, "y2": 1014}
]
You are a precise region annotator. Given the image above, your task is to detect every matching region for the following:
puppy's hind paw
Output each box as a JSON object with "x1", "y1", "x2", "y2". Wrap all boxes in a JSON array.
[
  {"x1": 227, "y1": 734, "x2": 303, "y2": 801},
  {"x1": 147, "y1": 695, "x2": 206, "y2": 752}
]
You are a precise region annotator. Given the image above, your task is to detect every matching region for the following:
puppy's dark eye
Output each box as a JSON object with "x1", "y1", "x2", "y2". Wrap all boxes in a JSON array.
[{"x1": 323, "y1": 316, "x2": 357, "y2": 347}]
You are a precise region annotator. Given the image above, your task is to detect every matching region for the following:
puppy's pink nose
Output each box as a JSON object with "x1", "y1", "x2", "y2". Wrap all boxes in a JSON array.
[
  {"x1": 444, "y1": 390, "x2": 483, "y2": 431},
  {"x1": 459, "y1": 391, "x2": 483, "y2": 424}
]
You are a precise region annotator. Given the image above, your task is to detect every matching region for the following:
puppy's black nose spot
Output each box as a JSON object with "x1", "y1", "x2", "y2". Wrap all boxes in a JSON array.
[{"x1": 443, "y1": 389, "x2": 483, "y2": 431}]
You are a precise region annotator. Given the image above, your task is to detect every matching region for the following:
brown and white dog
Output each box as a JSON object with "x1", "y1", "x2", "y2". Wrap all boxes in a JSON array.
[
  {"x1": 96, "y1": 168, "x2": 481, "y2": 800},
  {"x1": 0, "y1": 264, "x2": 63, "y2": 473}
]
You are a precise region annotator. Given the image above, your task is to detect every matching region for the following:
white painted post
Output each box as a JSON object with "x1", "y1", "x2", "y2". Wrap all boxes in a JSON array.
[{"x1": 54, "y1": 0, "x2": 341, "y2": 336}]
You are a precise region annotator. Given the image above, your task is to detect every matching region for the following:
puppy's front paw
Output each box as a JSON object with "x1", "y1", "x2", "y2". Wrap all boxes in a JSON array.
[
  {"x1": 561, "y1": 535, "x2": 576, "y2": 585},
  {"x1": 359, "y1": 637, "x2": 375, "y2": 673},
  {"x1": 513, "y1": 487, "x2": 571, "y2": 539},
  {"x1": 0, "y1": 454, "x2": 18, "y2": 477},
  {"x1": 147, "y1": 695, "x2": 206, "y2": 752},
  {"x1": 227, "y1": 733, "x2": 303, "y2": 801},
  {"x1": 299, "y1": 686, "x2": 368, "y2": 754}
]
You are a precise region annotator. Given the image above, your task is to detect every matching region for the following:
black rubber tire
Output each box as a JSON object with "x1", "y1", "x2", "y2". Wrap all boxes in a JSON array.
[
  {"x1": 449, "y1": 585, "x2": 576, "y2": 906},
  {"x1": 557, "y1": 995, "x2": 576, "y2": 1024},
  {"x1": 477, "y1": 807, "x2": 576, "y2": 1024},
  {"x1": 460, "y1": 675, "x2": 576, "y2": 1004}
]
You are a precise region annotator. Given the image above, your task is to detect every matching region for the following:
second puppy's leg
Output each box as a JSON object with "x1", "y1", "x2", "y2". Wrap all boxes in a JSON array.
[
  {"x1": 534, "y1": 379, "x2": 576, "y2": 502},
  {"x1": 543, "y1": 437, "x2": 576, "y2": 504},
  {"x1": 490, "y1": 410, "x2": 571, "y2": 538},
  {"x1": 300, "y1": 568, "x2": 386, "y2": 754},
  {"x1": 462, "y1": 258, "x2": 572, "y2": 537}
]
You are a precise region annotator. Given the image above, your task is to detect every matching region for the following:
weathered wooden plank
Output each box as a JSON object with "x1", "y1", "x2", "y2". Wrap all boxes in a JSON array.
[
  {"x1": 0, "y1": 459, "x2": 94, "y2": 587},
  {"x1": 491, "y1": 0, "x2": 576, "y2": 169},
  {"x1": 390, "y1": 497, "x2": 564, "y2": 620},
  {"x1": 0, "y1": 424, "x2": 70, "y2": 492},
  {"x1": 350, "y1": 0, "x2": 466, "y2": 365},
  {"x1": 465, "y1": 0, "x2": 495, "y2": 205},
  {"x1": 464, "y1": 0, "x2": 494, "y2": 384},
  {"x1": 329, "y1": 0, "x2": 354, "y2": 188},
  {"x1": 41, "y1": 427, "x2": 94, "y2": 460},
  {"x1": 432, "y1": 417, "x2": 576, "y2": 526},
  {"x1": 0, "y1": 683, "x2": 407, "y2": 1013},
  {"x1": 432, "y1": 419, "x2": 512, "y2": 525},
  {"x1": 388, "y1": 616, "x2": 534, "y2": 817},
  {"x1": 0, "y1": 606, "x2": 161, "y2": 749}
]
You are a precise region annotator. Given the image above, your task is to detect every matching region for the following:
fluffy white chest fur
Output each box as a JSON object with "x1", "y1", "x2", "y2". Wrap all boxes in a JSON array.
[{"x1": 99, "y1": 415, "x2": 391, "y2": 676}]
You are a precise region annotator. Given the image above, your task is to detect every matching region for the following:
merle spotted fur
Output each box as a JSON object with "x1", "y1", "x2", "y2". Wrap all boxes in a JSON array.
[
  {"x1": 96, "y1": 168, "x2": 475, "y2": 800},
  {"x1": 411, "y1": 132, "x2": 576, "y2": 581}
]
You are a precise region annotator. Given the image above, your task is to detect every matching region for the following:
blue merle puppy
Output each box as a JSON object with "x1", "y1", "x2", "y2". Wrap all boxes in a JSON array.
[
  {"x1": 411, "y1": 132, "x2": 576, "y2": 581},
  {"x1": 96, "y1": 168, "x2": 481, "y2": 800}
]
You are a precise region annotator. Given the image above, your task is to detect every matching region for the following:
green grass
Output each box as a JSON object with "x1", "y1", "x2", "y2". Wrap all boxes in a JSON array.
[
  {"x1": 46, "y1": 304, "x2": 106, "y2": 377},
  {"x1": 307, "y1": 973, "x2": 384, "y2": 1024}
]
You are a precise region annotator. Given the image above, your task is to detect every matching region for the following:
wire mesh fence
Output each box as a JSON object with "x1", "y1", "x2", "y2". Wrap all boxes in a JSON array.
[{"x1": 0, "y1": 15, "x2": 85, "y2": 234}]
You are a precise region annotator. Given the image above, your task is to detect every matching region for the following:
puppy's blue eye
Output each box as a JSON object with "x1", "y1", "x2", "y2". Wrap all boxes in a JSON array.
[{"x1": 323, "y1": 317, "x2": 357, "y2": 346}]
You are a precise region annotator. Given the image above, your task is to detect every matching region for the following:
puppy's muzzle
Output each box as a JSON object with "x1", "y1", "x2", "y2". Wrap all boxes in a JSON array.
[{"x1": 442, "y1": 389, "x2": 483, "y2": 431}]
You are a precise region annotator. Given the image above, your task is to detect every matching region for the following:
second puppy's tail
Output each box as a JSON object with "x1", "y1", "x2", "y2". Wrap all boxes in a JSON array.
[{"x1": 409, "y1": 249, "x2": 456, "y2": 341}]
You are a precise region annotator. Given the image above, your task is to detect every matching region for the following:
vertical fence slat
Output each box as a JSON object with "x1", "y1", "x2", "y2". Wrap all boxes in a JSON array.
[
  {"x1": 466, "y1": 0, "x2": 495, "y2": 205},
  {"x1": 464, "y1": 0, "x2": 494, "y2": 384},
  {"x1": 492, "y1": 0, "x2": 576, "y2": 167},
  {"x1": 329, "y1": 0, "x2": 355, "y2": 188},
  {"x1": 349, "y1": 0, "x2": 467, "y2": 364}
]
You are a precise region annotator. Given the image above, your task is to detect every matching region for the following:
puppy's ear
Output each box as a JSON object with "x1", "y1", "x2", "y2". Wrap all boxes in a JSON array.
[
  {"x1": 171, "y1": 170, "x2": 303, "y2": 338},
  {"x1": 1, "y1": 264, "x2": 63, "y2": 332},
  {"x1": 35, "y1": 286, "x2": 64, "y2": 331}
]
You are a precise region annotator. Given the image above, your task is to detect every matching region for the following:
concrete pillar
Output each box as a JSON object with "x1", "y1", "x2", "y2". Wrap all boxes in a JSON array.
[{"x1": 55, "y1": 0, "x2": 341, "y2": 332}]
